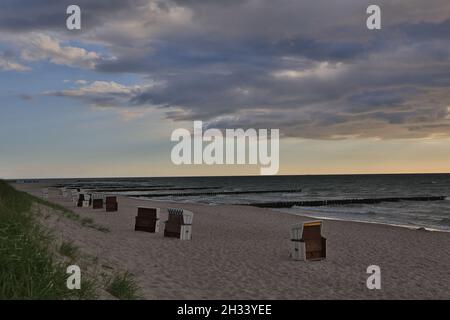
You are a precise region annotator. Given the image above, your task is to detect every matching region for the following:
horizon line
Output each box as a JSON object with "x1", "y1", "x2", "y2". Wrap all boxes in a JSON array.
[{"x1": 4, "y1": 171, "x2": 450, "y2": 180}]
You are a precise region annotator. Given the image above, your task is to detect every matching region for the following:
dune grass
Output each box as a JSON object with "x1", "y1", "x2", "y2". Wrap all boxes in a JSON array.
[
  {"x1": 106, "y1": 271, "x2": 141, "y2": 300},
  {"x1": 0, "y1": 180, "x2": 96, "y2": 299},
  {"x1": 59, "y1": 241, "x2": 79, "y2": 260}
]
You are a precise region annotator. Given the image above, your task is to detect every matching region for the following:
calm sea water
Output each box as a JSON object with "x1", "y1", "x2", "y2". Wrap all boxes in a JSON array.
[{"x1": 53, "y1": 174, "x2": 450, "y2": 231}]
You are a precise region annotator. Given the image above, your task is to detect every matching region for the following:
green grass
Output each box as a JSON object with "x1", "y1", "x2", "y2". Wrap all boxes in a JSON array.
[
  {"x1": 80, "y1": 217, "x2": 94, "y2": 226},
  {"x1": 106, "y1": 271, "x2": 141, "y2": 300},
  {"x1": 34, "y1": 197, "x2": 109, "y2": 233},
  {"x1": 0, "y1": 180, "x2": 96, "y2": 299},
  {"x1": 59, "y1": 241, "x2": 79, "y2": 260}
]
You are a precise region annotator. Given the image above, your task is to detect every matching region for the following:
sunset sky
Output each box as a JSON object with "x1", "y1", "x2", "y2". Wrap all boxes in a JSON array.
[{"x1": 1, "y1": 0, "x2": 450, "y2": 178}]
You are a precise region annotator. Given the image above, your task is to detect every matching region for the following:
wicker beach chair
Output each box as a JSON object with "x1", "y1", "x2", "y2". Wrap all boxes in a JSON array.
[
  {"x1": 92, "y1": 193, "x2": 104, "y2": 209},
  {"x1": 290, "y1": 221, "x2": 326, "y2": 261},
  {"x1": 134, "y1": 207, "x2": 160, "y2": 233},
  {"x1": 60, "y1": 187, "x2": 68, "y2": 198},
  {"x1": 71, "y1": 189, "x2": 79, "y2": 204},
  {"x1": 164, "y1": 208, "x2": 193, "y2": 240},
  {"x1": 77, "y1": 193, "x2": 85, "y2": 207},
  {"x1": 105, "y1": 196, "x2": 118, "y2": 212}
]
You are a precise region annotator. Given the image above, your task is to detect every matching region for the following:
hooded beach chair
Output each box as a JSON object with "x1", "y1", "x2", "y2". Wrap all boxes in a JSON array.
[
  {"x1": 290, "y1": 220, "x2": 326, "y2": 261},
  {"x1": 92, "y1": 193, "x2": 104, "y2": 209},
  {"x1": 105, "y1": 196, "x2": 118, "y2": 212},
  {"x1": 77, "y1": 193, "x2": 85, "y2": 207},
  {"x1": 134, "y1": 207, "x2": 160, "y2": 233},
  {"x1": 82, "y1": 194, "x2": 91, "y2": 208},
  {"x1": 71, "y1": 189, "x2": 79, "y2": 204},
  {"x1": 164, "y1": 208, "x2": 193, "y2": 240}
]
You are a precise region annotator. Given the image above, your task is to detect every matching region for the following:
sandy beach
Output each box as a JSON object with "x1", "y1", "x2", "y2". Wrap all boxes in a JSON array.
[{"x1": 15, "y1": 183, "x2": 450, "y2": 299}]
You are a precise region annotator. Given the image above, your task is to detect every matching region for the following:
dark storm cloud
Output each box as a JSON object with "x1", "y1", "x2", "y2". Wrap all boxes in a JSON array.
[
  {"x1": 347, "y1": 88, "x2": 418, "y2": 108},
  {"x1": 0, "y1": 0, "x2": 142, "y2": 33},
  {"x1": 401, "y1": 18, "x2": 450, "y2": 41},
  {"x1": 2, "y1": 0, "x2": 450, "y2": 139}
]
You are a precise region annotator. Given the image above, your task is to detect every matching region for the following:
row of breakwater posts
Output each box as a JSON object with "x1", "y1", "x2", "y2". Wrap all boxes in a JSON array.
[
  {"x1": 246, "y1": 196, "x2": 447, "y2": 208},
  {"x1": 54, "y1": 184, "x2": 171, "y2": 190},
  {"x1": 132, "y1": 188, "x2": 303, "y2": 198},
  {"x1": 74, "y1": 186, "x2": 224, "y2": 193},
  {"x1": 53, "y1": 186, "x2": 303, "y2": 197}
]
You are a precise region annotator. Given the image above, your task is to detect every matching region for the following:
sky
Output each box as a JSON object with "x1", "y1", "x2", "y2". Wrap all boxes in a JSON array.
[{"x1": 1, "y1": 0, "x2": 450, "y2": 178}]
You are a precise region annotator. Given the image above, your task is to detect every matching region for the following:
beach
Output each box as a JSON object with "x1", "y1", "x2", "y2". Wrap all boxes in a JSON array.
[{"x1": 15, "y1": 182, "x2": 450, "y2": 299}]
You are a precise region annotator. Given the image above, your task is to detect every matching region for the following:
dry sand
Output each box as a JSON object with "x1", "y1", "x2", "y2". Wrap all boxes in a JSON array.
[{"x1": 15, "y1": 183, "x2": 450, "y2": 299}]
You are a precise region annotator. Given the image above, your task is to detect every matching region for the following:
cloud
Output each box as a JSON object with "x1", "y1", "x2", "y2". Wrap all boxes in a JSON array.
[
  {"x1": 0, "y1": 54, "x2": 30, "y2": 71},
  {"x1": 1, "y1": 0, "x2": 450, "y2": 139},
  {"x1": 0, "y1": 0, "x2": 137, "y2": 33},
  {"x1": 44, "y1": 80, "x2": 162, "y2": 108},
  {"x1": 0, "y1": 57, "x2": 30, "y2": 71},
  {"x1": 19, "y1": 33, "x2": 102, "y2": 69},
  {"x1": 272, "y1": 62, "x2": 347, "y2": 80}
]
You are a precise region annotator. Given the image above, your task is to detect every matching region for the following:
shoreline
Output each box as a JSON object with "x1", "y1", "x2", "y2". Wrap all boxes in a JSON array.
[
  {"x1": 13, "y1": 183, "x2": 450, "y2": 299},
  {"x1": 279, "y1": 210, "x2": 450, "y2": 233}
]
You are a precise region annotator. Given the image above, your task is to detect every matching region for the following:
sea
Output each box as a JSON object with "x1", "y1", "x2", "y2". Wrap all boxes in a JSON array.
[{"x1": 44, "y1": 174, "x2": 450, "y2": 231}]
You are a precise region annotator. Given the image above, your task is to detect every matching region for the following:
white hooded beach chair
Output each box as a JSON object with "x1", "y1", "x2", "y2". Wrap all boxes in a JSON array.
[
  {"x1": 164, "y1": 208, "x2": 194, "y2": 240},
  {"x1": 290, "y1": 220, "x2": 326, "y2": 261},
  {"x1": 71, "y1": 192, "x2": 79, "y2": 204},
  {"x1": 42, "y1": 188, "x2": 49, "y2": 199},
  {"x1": 82, "y1": 194, "x2": 91, "y2": 208}
]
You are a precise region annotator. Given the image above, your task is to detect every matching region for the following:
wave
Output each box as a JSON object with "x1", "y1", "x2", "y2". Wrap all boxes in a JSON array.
[
  {"x1": 279, "y1": 210, "x2": 450, "y2": 233},
  {"x1": 248, "y1": 195, "x2": 447, "y2": 208},
  {"x1": 439, "y1": 218, "x2": 450, "y2": 226}
]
